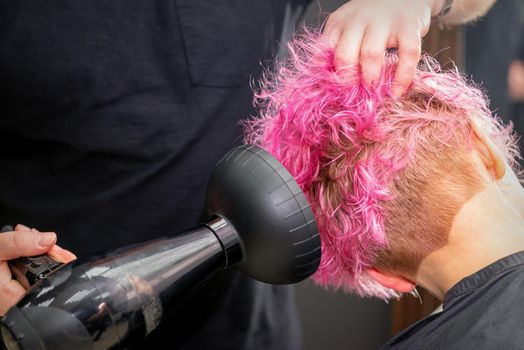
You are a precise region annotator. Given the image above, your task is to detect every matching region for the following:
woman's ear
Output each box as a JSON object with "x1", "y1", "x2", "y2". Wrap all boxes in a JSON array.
[
  {"x1": 366, "y1": 268, "x2": 415, "y2": 293},
  {"x1": 471, "y1": 123, "x2": 505, "y2": 180}
]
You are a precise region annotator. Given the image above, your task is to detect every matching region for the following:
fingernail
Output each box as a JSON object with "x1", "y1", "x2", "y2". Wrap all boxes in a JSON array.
[
  {"x1": 38, "y1": 232, "x2": 56, "y2": 248},
  {"x1": 393, "y1": 85, "x2": 404, "y2": 98},
  {"x1": 54, "y1": 245, "x2": 76, "y2": 257}
]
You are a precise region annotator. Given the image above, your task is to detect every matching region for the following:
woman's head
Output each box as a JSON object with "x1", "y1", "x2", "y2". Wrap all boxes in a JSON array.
[{"x1": 244, "y1": 31, "x2": 520, "y2": 299}]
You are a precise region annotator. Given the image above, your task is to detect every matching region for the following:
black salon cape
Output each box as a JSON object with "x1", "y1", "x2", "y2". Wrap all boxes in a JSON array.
[
  {"x1": 0, "y1": 1, "x2": 309, "y2": 349},
  {"x1": 381, "y1": 251, "x2": 524, "y2": 350}
]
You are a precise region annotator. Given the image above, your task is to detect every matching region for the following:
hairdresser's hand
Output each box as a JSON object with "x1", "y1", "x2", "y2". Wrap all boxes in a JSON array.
[
  {"x1": 323, "y1": 0, "x2": 443, "y2": 97},
  {"x1": 0, "y1": 224, "x2": 76, "y2": 315}
]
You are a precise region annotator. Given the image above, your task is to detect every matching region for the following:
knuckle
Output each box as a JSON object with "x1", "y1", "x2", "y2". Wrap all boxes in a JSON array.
[
  {"x1": 334, "y1": 52, "x2": 349, "y2": 67},
  {"x1": 0, "y1": 282, "x2": 7, "y2": 294},
  {"x1": 0, "y1": 282, "x2": 15, "y2": 297},
  {"x1": 395, "y1": 73, "x2": 411, "y2": 86},
  {"x1": 324, "y1": 14, "x2": 343, "y2": 34},
  {"x1": 361, "y1": 48, "x2": 382, "y2": 61},
  {"x1": 12, "y1": 231, "x2": 25, "y2": 252},
  {"x1": 334, "y1": 46, "x2": 355, "y2": 67},
  {"x1": 324, "y1": 15, "x2": 337, "y2": 30},
  {"x1": 2, "y1": 283, "x2": 23, "y2": 302},
  {"x1": 401, "y1": 44, "x2": 421, "y2": 58}
]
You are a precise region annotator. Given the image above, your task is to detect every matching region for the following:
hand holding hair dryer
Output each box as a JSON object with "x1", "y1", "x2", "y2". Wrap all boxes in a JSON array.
[{"x1": 1, "y1": 145, "x2": 321, "y2": 350}]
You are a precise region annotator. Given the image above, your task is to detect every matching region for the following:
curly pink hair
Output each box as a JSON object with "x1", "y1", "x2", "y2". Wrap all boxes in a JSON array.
[{"x1": 244, "y1": 31, "x2": 519, "y2": 299}]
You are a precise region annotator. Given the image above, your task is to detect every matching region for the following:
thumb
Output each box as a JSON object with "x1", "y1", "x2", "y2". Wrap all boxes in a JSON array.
[
  {"x1": 48, "y1": 245, "x2": 77, "y2": 263},
  {"x1": 0, "y1": 230, "x2": 56, "y2": 260}
]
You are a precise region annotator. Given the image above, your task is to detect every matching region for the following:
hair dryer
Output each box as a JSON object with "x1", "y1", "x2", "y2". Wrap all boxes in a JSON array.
[{"x1": 0, "y1": 145, "x2": 321, "y2": 350}]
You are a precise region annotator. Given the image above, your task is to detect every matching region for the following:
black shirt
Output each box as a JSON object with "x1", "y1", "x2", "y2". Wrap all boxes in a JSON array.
[
  {"x1": 0, "y1": 1, "x2": 309, "y2": 349},
  {"x1": 381, "y1": 251, "x2": 524, "y2": 349}
]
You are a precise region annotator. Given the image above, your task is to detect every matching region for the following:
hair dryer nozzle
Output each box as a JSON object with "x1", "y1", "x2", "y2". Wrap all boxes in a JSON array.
[{"x1": 206, "y1": 145, "x2": 321, "y2": 284}]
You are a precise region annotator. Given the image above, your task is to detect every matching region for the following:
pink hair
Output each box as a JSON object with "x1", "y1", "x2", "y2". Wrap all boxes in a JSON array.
[{"x1": 244, "y1": 31, "x2": 520, "y2": 299}]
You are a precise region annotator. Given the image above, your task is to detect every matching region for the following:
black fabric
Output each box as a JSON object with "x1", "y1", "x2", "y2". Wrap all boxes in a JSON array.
[
  {"x1": 381, "y1": 251, "x2": 524, "y2": 350},
  {"x1": 0, "y1": 1, "x2": 310, "y2": 349}
]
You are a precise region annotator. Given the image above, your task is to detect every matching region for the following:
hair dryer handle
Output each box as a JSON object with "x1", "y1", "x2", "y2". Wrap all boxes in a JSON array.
[{"x1": 1, "y1": 225, "x2": 63, "y2": 289}]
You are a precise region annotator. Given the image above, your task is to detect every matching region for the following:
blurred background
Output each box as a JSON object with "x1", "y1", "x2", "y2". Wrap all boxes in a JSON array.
[{"x1": 293, "y1": 1, "x2": 524, "y2": 349}]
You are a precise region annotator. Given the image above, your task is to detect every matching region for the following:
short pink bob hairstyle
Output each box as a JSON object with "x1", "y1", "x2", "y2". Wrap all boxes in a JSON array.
[{"x1": 244, "y1": 31, "x2": 520, "y2": 299}]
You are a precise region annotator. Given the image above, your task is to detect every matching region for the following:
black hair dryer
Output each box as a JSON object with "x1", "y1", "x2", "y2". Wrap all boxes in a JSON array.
[{"x1": 0, "y1": 145, "x2": 321, "y2": 350}]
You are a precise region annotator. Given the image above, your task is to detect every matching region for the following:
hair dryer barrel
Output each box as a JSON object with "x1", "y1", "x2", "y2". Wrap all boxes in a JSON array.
[{"x1": 1, "y1": 223, "x2": 234, "y2": 350}]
